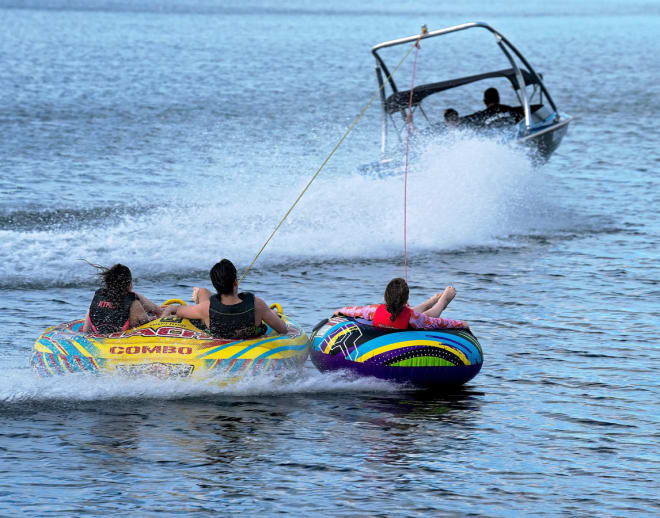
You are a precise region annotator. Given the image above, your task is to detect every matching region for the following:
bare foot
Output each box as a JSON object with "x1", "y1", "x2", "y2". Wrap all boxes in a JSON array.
[
  {"x1": 441, "y1": 286, "x2": 456, "y2": 305},
  {"x1": 191, "y1": 287, "x2": 200, "y2": 304},
  {"x1": 424, "y1": 286, "x2": 457, "y2": 317}
]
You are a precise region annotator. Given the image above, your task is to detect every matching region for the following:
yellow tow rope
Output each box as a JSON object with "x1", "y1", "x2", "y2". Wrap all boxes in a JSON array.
[{"x1": 240, "y1": 30, "x2": 426, "y2": 282}]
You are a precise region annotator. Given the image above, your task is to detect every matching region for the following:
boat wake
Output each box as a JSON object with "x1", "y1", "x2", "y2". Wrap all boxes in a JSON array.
[
  {"x1": 0, "y1": 366, "x2": 399, "y2": 406},
  {"x1": 0, "y1": 134, "x2": 567, "y2": 289}
]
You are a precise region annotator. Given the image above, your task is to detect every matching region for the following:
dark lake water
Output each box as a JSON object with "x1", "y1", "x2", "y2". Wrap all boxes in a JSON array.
[{"x1": 1, "y1": 1, "x2": 659, "y2": 516}]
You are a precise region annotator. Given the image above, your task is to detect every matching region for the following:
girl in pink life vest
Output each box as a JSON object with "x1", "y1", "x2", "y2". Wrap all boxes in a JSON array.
[
  {"x1": 333, "y1": 277, "x2": 469, "y2": 331},
  {"x1": 82, "y1": 263, "x2": 163, "y2": 334}
]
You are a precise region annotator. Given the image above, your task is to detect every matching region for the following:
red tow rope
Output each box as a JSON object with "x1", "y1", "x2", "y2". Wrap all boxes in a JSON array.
[{"x1": 403, "y1": 25, "x2": 427, "y2": 282}]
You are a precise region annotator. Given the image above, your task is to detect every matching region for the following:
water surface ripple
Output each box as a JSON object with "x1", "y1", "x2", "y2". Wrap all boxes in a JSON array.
[{"x1": 1, "y1": 1, "x2": 659, "y2": 516}]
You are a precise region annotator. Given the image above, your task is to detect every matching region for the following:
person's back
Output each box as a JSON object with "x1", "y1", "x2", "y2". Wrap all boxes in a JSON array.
[
  {"x1": 372, "y1": 303, "x2": 411, "y2": 329},
  {"x1": 165, "y1": 258, "x2": 288, "y2": 339},
  {"x1": 334, "y1": 278, "x2": 469, "y2": 331},
  {"x1": 88, "y1": 287, "x2": 137, "y2": 334},
  {"x1": 83, "y1": 263, "x2": 161, "y2": 334},
  {"x1": 463, "y1": 87, "x2": 516, "y2": 128},
  {"x1": 208, "y1": 292, "x2": 266, "y2": 339}
]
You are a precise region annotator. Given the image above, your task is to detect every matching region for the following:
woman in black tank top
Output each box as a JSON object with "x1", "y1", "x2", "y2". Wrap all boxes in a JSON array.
[
  {"x1": 82, "y1": 263, "x2": 163, "y2": 334},
  {"x1": 87, "y1": 288, "x2": 137, "y2": 334}
]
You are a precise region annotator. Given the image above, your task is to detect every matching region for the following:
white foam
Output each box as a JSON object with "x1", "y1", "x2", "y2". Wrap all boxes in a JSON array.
[
  {"x1": 0, "y1": 133, "x2": 552, "y2": 287},
  {"x1": 0, "y1": 367, "x2": 399, "y2": 403}
]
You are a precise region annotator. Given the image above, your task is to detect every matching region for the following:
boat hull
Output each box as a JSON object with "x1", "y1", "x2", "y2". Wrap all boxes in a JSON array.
[
  {"x1": 31, "y1": 315, "x2": 309, "y2": 380},
  {"x1": 522, "y1": 117, "x2": 571, "y2": 160}
]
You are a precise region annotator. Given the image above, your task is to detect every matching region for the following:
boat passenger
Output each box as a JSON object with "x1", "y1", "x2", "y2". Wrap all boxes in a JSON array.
[
  {"x1": 333, "y1": 277, "x2": 469, "y2": 330},
  {"x1": 444, "y1": 108, "x2": 460, "y2": 127},
  {"x1": 82, "y1": 263, "x2": 163, "y2": 334},
  {"x1": 162, "y1": 258, "x2": 288, "y2": 339},
  {"x1": 462, "y1": 87, "x2": 518, "y2": 128}
]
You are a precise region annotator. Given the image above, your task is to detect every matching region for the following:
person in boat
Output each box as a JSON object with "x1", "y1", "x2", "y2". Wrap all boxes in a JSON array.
[
  {"x1": 161, "y1": 258, "x2": 288, "y2": 339},
  {"x1": 462, "y1": 87, "x2": 518, "y2": 128},
  {"x1": 444, "y1": 108, "x2": 460, "y2": 127},
  {"x1": 333, "y1": 277, "x2": 469, "y2": 330},
  {"x1": 82, "y1": 263, "x2": 163, "y2": 334}
]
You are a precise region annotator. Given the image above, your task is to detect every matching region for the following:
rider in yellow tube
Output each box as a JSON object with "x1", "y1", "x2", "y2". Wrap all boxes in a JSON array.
[
  {"x1": 82, "y1": 263, "x2": 163, "y2": 334},
  {"x1": 162, "y1": 259, "x2": 288, "y2": 339}
]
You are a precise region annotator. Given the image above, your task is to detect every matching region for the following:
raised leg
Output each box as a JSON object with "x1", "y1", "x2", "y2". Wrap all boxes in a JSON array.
[{"x1": 423, "y1": 286, "x2": 456, "y2": 317}]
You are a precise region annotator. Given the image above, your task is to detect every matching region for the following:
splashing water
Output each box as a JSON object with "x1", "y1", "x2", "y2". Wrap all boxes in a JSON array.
[
  {"x1": 0, "y1": 133, "x2": 555, "y2": 288},
  {"x1": 0, "y1": 367, "x2": 399, "y2": 405}
]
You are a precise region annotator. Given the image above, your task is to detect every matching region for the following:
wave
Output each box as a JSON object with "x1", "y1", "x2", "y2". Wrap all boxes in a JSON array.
[
  {"x1": 0, "y1": 134, "x2": 577, "y2": 289},
  {"x1": 0, "y1": 205, "x2": 145, "y2": 231},
  {"x1": 0, "y1": 367, "x2": 398, "y2": 407}
]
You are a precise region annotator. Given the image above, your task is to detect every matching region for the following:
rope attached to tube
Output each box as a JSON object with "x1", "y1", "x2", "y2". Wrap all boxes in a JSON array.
[
  {"x1": 240, "y1": 35, "x2": 423, "y2": 282},
  {"x1": 402, "y1": 24, "x2": 427, "y2": 282}
]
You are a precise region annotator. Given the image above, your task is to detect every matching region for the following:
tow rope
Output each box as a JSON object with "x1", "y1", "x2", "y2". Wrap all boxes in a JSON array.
[
  {"x1": 402, "y1": 25, "x2": 427, "y2": 281},
  {"x1": 240, "y1": 27, "x2": 428, "y2": 282}
]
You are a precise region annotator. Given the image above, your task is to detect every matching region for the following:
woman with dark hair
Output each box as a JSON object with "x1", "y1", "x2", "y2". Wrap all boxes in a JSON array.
[
  {"x1": 162, "y1": 258, "x2": 288, "y2": 339},
  {"x1": 333, "y1": 278, "x2": 469, "y2": 330},
  {"x1": 82, "y1": 263, "x2": 163, "y2": 334}
]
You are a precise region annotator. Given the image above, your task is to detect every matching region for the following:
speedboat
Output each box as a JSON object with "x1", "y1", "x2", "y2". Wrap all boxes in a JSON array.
[{"x1": 369, "y1": 22, "x2": 572, "y2": 164}]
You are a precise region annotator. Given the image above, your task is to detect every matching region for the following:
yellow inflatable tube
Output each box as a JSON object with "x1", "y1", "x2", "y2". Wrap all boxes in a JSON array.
[{"x1": 31, "y1": 302, "x2": 309, "y2": 379}]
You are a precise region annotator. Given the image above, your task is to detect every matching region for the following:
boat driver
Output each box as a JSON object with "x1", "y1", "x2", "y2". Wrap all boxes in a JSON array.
[
  {"x1": 462, "y1": 87, "x2": 519, "y2": 128},
  {"x1": 162, "y1": 258, "x2": 289, "y2": 339}
]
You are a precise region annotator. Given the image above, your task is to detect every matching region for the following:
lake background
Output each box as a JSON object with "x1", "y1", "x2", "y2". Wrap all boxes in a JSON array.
[{"x1": 1, "y1": 1, "x2": 658, "y2": 516}]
